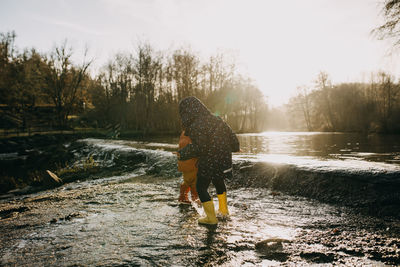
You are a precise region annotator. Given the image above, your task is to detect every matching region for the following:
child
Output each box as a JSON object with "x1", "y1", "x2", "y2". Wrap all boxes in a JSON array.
[
  {"x1": 176, "y1": 96, "x2": 240, "y2": 225},
  {"x1": 177, "y1": 130, "x2": 199, "y2": 204}
]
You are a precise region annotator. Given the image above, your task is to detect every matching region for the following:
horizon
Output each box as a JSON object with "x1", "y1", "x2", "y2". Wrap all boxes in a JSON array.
[{"x1": 1, "y1": 0, "x2": 399, "y2": 107}]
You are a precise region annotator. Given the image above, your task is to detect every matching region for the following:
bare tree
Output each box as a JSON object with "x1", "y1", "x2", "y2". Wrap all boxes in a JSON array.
[
  {"x1": 373, "y1": 0, "x2": 400, "y2": 47},
  {"x1": 0, "y1": 31, "x2": 17, "y2": 105},
  {"x1": 171, "y1": 49, "x2": 200, "y2": 100},
  {"x1": 375, "y1": 72, "x2": 398, "y2": 131},
  {"x1": 315, "y1": 71, "x2": 336, "y2": 130},
  {"x1": 44, "y1": 41, "x2": 92, "y2": 128},
  {"x1": 296, "y1": 86, "x2": 313, "y2": 131},
  {"x1": 132, "y1": 43, "x2": 161, "y2": 134}
]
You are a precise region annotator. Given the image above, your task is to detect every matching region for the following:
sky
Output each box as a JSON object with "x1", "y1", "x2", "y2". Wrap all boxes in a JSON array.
[{"x1": 0, "y1": 0, "x2": 398, "y2": 106}]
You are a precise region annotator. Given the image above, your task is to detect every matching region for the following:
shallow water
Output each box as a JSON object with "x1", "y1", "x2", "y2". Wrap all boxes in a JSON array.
[
  {"x1": 1, "y1": 173, "x2": 398, "y2": 266},
  {"x1": 238, "y1": 132, "x2": 400, "y2": 165},
  {"x1": 1, "y1": 133, "x2": 400, "y2": 266}
]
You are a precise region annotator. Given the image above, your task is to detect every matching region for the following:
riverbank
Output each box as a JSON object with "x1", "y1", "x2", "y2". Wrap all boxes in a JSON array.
[
  {"x1": 0, "y1": 130, "x2": 180, "y2": 195},
  {"x1": 0, "y1": 133, "x2": 102, "y2": 194}
]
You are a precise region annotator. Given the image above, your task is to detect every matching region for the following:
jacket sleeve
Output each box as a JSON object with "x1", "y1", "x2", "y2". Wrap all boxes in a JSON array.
[{"x1": 178, "y1": 124, "x2": 209, "y2": 160}]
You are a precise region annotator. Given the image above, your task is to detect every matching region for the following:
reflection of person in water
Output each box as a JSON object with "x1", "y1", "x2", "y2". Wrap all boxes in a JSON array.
[
  {"x1": 177, "y1": 130, "x2": 199, "y2": 204},
  {"x1": 176, "y1": 96, "x2": 240, "y2": 225}
]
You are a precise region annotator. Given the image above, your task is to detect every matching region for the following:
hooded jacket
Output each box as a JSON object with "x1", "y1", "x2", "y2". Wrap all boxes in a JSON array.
[{"x1": 178, "y1": 96, "x2": 240, "y2": 176}]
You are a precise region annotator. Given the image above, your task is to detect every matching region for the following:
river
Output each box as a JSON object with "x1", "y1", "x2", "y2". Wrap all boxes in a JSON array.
[{"x1": 0, "y1": 132, "x2": 399, "y2": 266}]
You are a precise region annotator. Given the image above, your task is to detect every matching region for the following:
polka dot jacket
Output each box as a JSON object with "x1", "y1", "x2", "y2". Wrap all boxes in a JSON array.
[{"x1": 178, "y1": 96, "x2": 240, "y2": 178}]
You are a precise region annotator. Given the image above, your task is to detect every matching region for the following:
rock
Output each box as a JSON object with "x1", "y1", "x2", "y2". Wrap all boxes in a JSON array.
[
  {"x1": 300, "y1": 252, "x2": 335, "y2": 263},
  {"x1": 58, "y1": 212, "x2": 81, "y2": 221},
  {"x1": 256, "y1": 238, "x2": 291, "y2": 247},
  {"x1": 255, "y1": 238, "x2": 291, "y2": 262},
  {"x1": 64, "y1": 212, "x2": 80, "y2": 220},
  {"x1": 337, "y1": 248, "x2": 364, "y2": 257},
  {"x1": 255, "y1": 240, "x2": 283, "y2": 252}
]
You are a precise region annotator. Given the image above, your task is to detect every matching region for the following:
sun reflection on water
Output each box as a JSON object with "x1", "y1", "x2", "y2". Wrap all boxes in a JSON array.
[{"x1": 234, "y1": 153, "x2": 400, "y2": 173}]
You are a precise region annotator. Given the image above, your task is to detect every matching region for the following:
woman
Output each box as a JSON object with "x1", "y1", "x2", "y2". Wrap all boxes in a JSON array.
[{"x1": 176, "y1": 96, "x2": 240, "y2": 225}]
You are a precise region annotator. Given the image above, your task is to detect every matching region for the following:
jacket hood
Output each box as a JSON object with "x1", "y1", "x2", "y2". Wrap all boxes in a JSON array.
[{"x1": 179, "y1": 96, "x2": 212, "y2": 128}]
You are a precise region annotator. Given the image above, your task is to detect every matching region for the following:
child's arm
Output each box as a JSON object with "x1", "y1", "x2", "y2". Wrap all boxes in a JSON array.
[
  {"x1": 178, "y1": 128, "x2": 207, "y2": 160},
  {"x1": 178, "y1": 144, "x2": 197, "y2": 160}
]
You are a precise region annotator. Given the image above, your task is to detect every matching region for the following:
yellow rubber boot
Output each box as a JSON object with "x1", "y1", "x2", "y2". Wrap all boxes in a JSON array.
[
  {"x1": 217, "y1": 192, "x2": 229, "y2": 216},
  {"x1": 198, "y1": 200, "x2": 218, "y2": 225}
]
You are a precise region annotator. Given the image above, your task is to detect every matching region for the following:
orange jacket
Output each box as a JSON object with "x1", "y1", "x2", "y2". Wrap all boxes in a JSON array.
[{"x1": 177, "y1": 131, "x2": 198, "y2": 173}]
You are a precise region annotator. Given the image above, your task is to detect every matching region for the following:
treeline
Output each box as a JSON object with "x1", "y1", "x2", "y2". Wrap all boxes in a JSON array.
[
  {"x1": 2, "y1": 31, "x2": 400, "y2": 135},
  {"x1": 286, "y1": 71, "x2": 400, "y2": 133},
  {"x1": 0, "y1": 31, "x2": 91, "y2": 130},
  {"x1": 0, "y1": 31, "x2": 267, "y2": 134}
]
